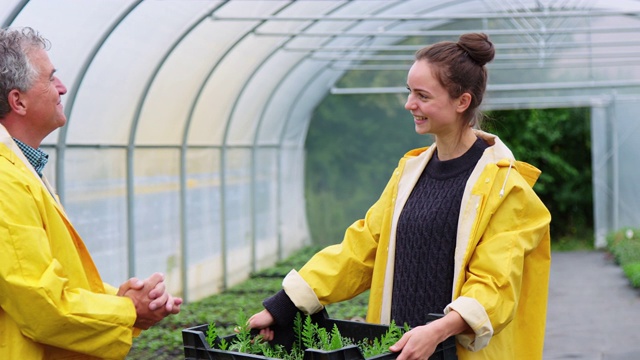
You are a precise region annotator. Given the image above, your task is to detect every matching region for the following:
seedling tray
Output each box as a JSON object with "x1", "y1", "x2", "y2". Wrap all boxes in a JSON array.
[{"x1": 183, "y1": 312, "x2": 457, "y2": 360}]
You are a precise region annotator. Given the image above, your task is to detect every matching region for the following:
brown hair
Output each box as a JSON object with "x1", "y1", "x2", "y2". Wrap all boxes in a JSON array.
[{"x1": 415, "y1": 33, "x2": 494, "y2": 128}]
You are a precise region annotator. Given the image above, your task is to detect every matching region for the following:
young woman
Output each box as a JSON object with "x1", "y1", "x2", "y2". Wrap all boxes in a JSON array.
[{"x1": 249, "y1": 33, "x2": 551, "y2": 360}]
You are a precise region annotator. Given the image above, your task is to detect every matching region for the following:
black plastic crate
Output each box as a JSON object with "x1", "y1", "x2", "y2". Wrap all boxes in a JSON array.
[{"x1": 183, "y1": 312, "x2": 457, "y2": 360}]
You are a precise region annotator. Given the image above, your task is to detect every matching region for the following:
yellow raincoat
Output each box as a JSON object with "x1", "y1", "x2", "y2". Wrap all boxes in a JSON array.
[
  {"x1": 0, "y1": 124, "x2": 138, "y2": 359},
  {"x1": 282, "y1": 131, "x2": 551, "y2": 359}
]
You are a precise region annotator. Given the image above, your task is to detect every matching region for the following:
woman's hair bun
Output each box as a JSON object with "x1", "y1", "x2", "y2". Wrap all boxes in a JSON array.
[{"x1": 457, "y1": 33, "x2": 495, "y2": 66}]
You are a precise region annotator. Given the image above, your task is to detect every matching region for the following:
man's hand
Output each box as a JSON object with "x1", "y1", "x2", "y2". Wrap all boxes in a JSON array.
[
  {"x1": 118, "y1": 273, "x2": 183, "y2": 329},
  {"x1": 119, "y1": 273, "x2": 183, "y2": 313}
]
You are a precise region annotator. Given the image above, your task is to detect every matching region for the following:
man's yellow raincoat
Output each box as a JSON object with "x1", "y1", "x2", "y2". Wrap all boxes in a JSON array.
[
  {"x1": 282, "y1": 131, "x2": 551, "y2": 360},
  {"x1": 0, "y1": 124, "x2": 138, "y2": 359}
]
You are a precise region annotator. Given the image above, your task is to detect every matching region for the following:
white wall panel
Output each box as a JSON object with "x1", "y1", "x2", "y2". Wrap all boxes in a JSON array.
[{"x1": 64, "y1": 148, "x2": 128, "y2": 286}]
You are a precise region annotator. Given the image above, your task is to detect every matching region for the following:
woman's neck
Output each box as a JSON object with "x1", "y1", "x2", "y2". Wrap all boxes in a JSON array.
[{"x1": 434, "y1": 128, "x2": 477, "y2": 161}]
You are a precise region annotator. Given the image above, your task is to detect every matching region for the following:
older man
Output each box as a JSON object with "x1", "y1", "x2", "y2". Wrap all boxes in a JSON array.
[{"x1": 0, "y1": 27, "x2": 182, "y2": 359}]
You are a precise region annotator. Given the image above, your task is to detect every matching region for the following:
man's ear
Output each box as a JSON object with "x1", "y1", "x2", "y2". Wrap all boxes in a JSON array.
[
  {"x1": 456, "y1": 93, "x2": 472, "y2": 113},
  {"x1": 7, "y1": 89, "x2": 27, "y2": 116}
]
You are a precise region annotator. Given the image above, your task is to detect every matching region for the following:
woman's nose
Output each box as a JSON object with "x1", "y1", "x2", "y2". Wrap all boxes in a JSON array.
[{"x1": 404, "y1": 96, "x2": 414, "y2": 110}]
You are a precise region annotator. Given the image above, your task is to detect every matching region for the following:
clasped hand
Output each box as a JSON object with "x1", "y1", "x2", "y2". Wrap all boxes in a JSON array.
[{"x1": 117, "y1": 272, "x2": 183, "y2": 329}]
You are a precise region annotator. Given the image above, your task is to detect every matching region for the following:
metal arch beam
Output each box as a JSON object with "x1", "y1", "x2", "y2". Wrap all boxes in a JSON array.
[
  {"x1": 328, "y1": 57, "x2": 640, "y2": 71},
  {"x1": 329, "y1": 79, "x2": 640, "y2": 95},
  {"x1": 219, "y1": 0, "x2": 303, "y2": 275},
  {"x1": 125, "y1": 2, "x2": 227, "y2": 300},
  {"x1": 180, "y1": 1, "x2": 286, "y2": 291},
  {"x1": 272, "y1": 0, "x2": 478, "y2": 139},
  {"x1": 266, "y1": 0, "x2": 462, "y2": 249},
  {"x1": 270, "y1": 0, "x2": 469, "y2": 139},
  {"x1": 55, "y1": 1, "x2": 143, "y2": 206},
  {"x1": 209, "y1": 10, "x2": 640, "y2": 21},
  {"x1": 282, "y1": 39, "x2": 640, "y2": 52},
  {"x1": 226, "y1": 0, "x2": 358, "y2": 270},
  {"x1": 252, "y1": 25, "x2": 640, "y2": 37},
  {"x1": 248, "y1": 1, "x2": 390, "y2": 260},
  {"x1": 262, "y1": 0, "x2": 419, "y2": 255},
  {"x1": 306, "y1": 50, "x2": 640, "y2": 62},
  {"x1": 1, "y1": 0, "x2": 29, "y2": 29}
]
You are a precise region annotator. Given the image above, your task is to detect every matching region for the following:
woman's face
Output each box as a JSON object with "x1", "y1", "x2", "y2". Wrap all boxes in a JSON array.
[{"x1": 404, "y1": 60, "x2": 465, "y2": 136}]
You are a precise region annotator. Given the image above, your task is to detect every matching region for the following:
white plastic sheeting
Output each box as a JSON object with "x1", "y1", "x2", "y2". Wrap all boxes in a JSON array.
[{"x1": 2, "y1": 0, "x2": 640, "y2": 301}]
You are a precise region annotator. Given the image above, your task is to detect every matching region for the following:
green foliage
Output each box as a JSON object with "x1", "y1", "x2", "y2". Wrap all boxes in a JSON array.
[
  {"x1": 126, "y1": 245, "x2": 399, "y2": 359},
  {"x1": 606, "y1": 228, "x2": 640, "y2": 288},
  {"x1": 550, "y1": 226, "x2": 595, "y2": 252},
  {"x1": 606, "y1": 228, "x2": 640, "y2": 265},
  {"x1": 484, "y1": 108, "x2": 593, "y2": 239},
  {"x1": 305, "y1": 93, "x2": 427, "y2": 246},
  {"x1": 205, "y1": 310, "x2": 405, "y2": 360},
  {"x1": 228, "y1": 312, "x2": 255, "y2": 354},
  {"x1": 359, "y1": 320, "x2": 405, "y2": 358},
  {"x1": 219, "y1": 338, "x2": 229, "y2": 351},
  {"x1": 127, "y1": 246, "x2": 321, "y2": 359},
  {"x1": 205, "y1": 321, "x2": 218, "y2": 348},
  {"x1": 623, "y1": 262, "x2": 640, "y2": 288},
  {"x1": 329, "y1": 325, "x2": 345, "y2": 350},
  {"x1": 301, "y1": 314, "x2": 316, "y2": 350},
  {"x1": 292, "y1": 309, "x2": 303, "y2": 352},
  {"x1": 307, "y1": 91, "x2": 593, "y2": 245}
]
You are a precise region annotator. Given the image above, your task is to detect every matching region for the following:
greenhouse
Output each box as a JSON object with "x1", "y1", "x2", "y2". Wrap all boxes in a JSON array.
[{"x1": 2, "y1": 0, "x2": 640, "y2": 302}]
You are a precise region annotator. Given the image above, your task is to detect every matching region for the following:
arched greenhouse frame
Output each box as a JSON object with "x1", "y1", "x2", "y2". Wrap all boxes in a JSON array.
[{"x1": 3, "y1": 0, "x2": 639, "y2": 301}]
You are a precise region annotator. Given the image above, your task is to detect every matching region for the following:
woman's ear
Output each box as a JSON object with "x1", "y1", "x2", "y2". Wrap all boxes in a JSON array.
[{"x1": 456, "y1": 93, "x2": 472, "y2": 113}]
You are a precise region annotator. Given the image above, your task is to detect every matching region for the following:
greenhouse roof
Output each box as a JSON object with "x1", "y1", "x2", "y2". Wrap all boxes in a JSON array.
[{"x1": 3, "y1": 0, "x2": 639, "y2": 148}]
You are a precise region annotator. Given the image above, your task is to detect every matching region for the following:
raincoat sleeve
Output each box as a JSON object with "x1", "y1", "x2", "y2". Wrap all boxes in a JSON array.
[
  {"x1": 0, "y1": 175, "x2": 138, "y2": 358},
  {"x1": 445, "y1": 165, "x2": 551, "y2": 351},
  {"x1": 282, "y1": 165, "x2": 399, "y2": 312}
]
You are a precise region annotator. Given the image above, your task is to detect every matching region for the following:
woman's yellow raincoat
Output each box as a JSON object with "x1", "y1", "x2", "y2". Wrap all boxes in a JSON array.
[
  {"x1": 0, "y1": 124, "x2": 138, "y2": 359},
  {"x1": 282, "y1": 131, "x2": 551, "y2": 360}
]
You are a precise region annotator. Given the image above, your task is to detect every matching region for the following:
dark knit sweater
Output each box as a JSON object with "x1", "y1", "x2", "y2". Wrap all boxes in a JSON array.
[{"x1": 390, "y1": 138, "x2": 488, "y2": 327}]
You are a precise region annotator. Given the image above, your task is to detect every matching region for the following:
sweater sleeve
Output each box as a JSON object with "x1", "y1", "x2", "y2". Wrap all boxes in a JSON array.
[{"x1": 263, "y1": 289, "x2": 299, "y2": 326}]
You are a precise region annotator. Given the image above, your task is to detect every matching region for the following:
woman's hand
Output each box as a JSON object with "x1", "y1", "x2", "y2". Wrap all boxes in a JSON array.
[
  {"x1": 390, "y1": 311, "x2": 469, "y2": 360},
  {"x1": 248, "y1": 309, "x2": 276, "y2": 341},
  {"x1": 390, "y1": 323, "x2": 443, "y2": 360}
]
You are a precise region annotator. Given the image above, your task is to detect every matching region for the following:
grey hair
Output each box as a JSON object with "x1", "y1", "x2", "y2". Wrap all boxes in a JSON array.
[{"x1": 0, "y1": 27, "x2": 50, "y2": 118}]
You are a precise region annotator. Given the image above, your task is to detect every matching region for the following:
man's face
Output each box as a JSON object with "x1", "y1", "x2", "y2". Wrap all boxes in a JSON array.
[{"x1": 21, "y1": 48, "x2": 68, "y2": 138}]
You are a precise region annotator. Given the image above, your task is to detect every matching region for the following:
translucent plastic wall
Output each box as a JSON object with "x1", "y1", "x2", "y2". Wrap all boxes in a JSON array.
[
  {"x1": 591, "y1": 98, "x2": 640, "y2": 248},
  {"x1": 3, "y1": 0, "x2": 640, "y2": 301}
]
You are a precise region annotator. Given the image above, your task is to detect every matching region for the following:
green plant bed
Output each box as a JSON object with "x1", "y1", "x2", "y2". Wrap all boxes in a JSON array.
[
  {"x1": 129, "y1": 247, "x2": 322, "y2": 359},
  {"x1": 622, "y1": 262, "x2": 640, "y2": 288},
  {"x1": 183, "y1": 310, "x2": 457, "y2": 360},
  {"x1": 606, "y1": 228, "x2": 640, "y2": 289}
]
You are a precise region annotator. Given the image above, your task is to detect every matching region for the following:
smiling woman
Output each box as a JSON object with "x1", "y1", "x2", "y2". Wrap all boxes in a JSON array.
[{"x1": 247, "y1": 33, "x2": 551, "y2": 360}]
